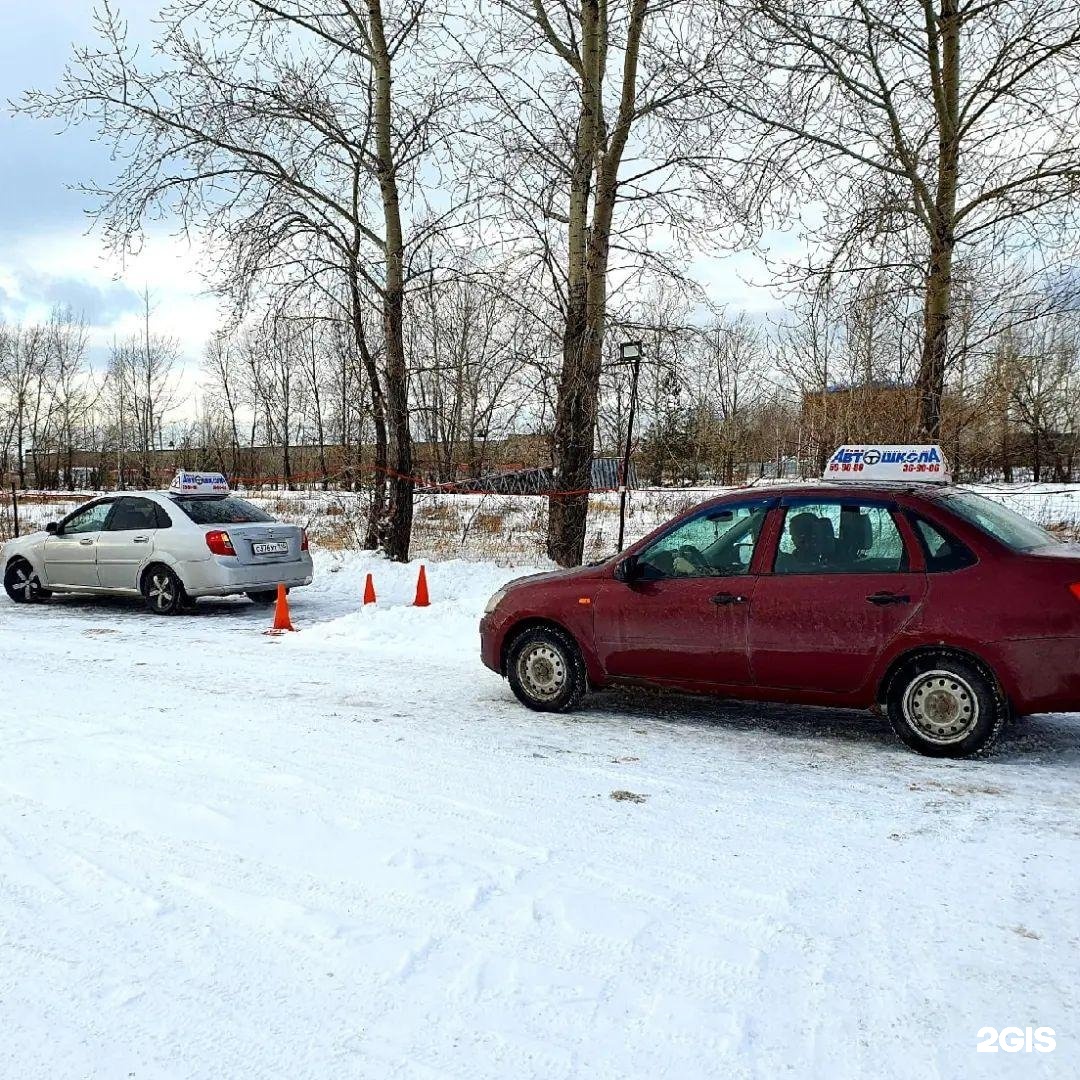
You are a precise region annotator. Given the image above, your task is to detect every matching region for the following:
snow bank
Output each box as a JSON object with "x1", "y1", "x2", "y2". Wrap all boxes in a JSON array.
[{"x1": 292, "y1": 552, "x2": 543, "y2": 656}]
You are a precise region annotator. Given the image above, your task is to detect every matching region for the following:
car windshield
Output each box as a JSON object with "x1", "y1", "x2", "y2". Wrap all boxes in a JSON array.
[
  {"x1": 170, "y1": 495, "x2": 274, "y2": 525},
  {"x1": 943, "y1": 491, "x2": 1057, "y2": 552}
]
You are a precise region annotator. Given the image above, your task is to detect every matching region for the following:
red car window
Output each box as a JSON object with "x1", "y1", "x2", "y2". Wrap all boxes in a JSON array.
[
  {"x1": 774, "y1": 502, "x2": 908, "y2": 574},
  {"x1": 637, "y1": 503, "x2": 770, "y2": 579},
  {"x1": 908, "y1": 514, "x2": 977, "y2": 572}
]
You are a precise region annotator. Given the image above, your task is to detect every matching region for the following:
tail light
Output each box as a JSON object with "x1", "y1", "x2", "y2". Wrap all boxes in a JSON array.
[
  {"x1": 1069, "y1": 583, "x2": 1080, "y2": 602},
  {"x1": 205, "y1": 530, "x2": 235, "y2": 556},
  {"x1": 301, "y1": 528, "x2": 309, "y2": 552}
]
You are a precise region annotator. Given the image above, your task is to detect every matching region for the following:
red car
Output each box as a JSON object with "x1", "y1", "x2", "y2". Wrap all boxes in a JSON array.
[{"x1": 480, "y1": 475, "x2": 1080, "y2": 757}]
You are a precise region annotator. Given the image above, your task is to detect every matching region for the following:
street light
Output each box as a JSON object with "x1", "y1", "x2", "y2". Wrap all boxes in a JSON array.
[{"x1": 617, "y1": 340, "x2": 643, "y2": 551}]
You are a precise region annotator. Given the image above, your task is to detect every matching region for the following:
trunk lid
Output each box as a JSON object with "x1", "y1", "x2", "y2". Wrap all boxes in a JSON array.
[{"x1": 207, "y1": 523, "x2": 305, "y2": 565}]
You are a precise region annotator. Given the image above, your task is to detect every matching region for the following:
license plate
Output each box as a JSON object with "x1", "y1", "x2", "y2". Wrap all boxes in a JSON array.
[{"x1": 252, "y1": 540, "x2": 289, "y2": 556}]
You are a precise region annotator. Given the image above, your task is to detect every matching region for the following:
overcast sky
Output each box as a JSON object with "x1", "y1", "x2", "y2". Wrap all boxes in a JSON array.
[
  {"x1": 2, "y1": 0, "x2": 227, "y2": 399},
  {"x1": 0, "y1": 0, "x2": 790, "y2": 401}
]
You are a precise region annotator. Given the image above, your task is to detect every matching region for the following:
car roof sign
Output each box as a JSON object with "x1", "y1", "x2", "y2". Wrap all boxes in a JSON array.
[
  {"x1": 824, "y1": 445, "x2": 951, "y2": 483},
  {"x1": 169, "y1": 470, "x2": 230, "y2": 496}
]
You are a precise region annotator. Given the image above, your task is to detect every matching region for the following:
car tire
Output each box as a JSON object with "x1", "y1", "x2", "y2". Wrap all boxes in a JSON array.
[
  {"x1": 4, "y1": 558, "x2": 52, "y2": 603},
  {"x1": 246, "y1": 590, "x2": 278, "y2": 605},
  {"x1": 885, "y1": 652, "x2": 1008, "y2": 758},
  {"x1": 506, "y1": 624, "x2": 588, "y2": 713},
  {"x1": 142, "y1": 565, "x2": 191, "y2": 616}
]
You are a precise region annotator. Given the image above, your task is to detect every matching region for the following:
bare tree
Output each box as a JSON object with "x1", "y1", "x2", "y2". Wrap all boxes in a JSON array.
[
  {"x1": 19, "y1": 0, "x2": 469, "y2": 559},
  {"x1": 409, "y1": 262, "x2": 547, "y2": 481},
  {"x1": 725, "y1": 0, "x2": 1080, "y2": 437},
  {"x1": 480, "y1": 0, "x2": 738, "y2": 564},
  {"x1": 107, "y1": 294, "x2": 181, "y2": 487}
]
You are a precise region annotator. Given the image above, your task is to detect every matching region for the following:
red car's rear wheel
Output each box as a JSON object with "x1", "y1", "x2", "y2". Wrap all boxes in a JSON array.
[{"x1": 886, "y1": 654, "x2": 1007, "y2": 757}]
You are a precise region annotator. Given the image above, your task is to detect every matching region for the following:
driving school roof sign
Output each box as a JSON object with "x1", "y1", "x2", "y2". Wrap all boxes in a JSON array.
[
  {"x1": 825, "y1": 445, "x2": 951, "y2": 483},
  {"x1": 169, "y1": 471, "x2": 230, "y2": 495}
]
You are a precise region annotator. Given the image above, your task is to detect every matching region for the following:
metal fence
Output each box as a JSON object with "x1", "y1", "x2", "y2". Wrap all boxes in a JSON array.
[{"x1": 976, "y1": 488, "x2": 1080, "y2": 539}]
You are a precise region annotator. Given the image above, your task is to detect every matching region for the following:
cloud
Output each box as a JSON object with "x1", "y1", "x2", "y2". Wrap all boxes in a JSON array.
[
  {"x1": 13, "y1": 273, "x2": 144, "y2": 324},
  {"x1": 0, "y1": 228, "x2": 220, "y2": 338}
]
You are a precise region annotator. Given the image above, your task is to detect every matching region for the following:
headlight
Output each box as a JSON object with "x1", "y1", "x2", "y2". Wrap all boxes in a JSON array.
[{"x1": 484, "y1": 588, "x2": 508, "y2": 615}]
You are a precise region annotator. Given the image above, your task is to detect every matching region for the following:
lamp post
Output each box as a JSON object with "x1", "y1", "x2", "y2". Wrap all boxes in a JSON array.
[{"x1": 617, "y1": 340, "x2": 643, "y2": 551}]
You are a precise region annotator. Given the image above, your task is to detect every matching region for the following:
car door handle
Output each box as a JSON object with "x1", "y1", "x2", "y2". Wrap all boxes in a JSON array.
[
  {"x1": 133, "y1": 536, "x2": 150, "y2": 544},
  {"x1": 866, "y1": 591, "x2": 910, "y2": 605},
  {"x1": 78, "y1": 538, "x2": 95, "y2": 546},
  {"x1": 712, "y1": 592, "x2": 748, "y2": 605}
]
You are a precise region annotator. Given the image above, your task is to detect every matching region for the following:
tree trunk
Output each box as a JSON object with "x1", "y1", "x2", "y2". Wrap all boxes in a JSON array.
[
  {"x1": 368, "y1": 0, "x2": 413, "y2": 562},
  {"x1": 916, "y1": 233, "x2": 954, "y2": 438},
  {"x1": 349, "y1": 273, "x2": 387, "y2": 550},
  {"x1": 916, "y1": 0, "x2": 960, "y2": 440},
  {"x1": 380, "y1": 286, "x2": 413, "y2": 561},
  {"x1": 16, "y1": 423, "x2": 25, "y2": 489},
  {"x1": 548, "y1": 294, "x2": 602, "y2": 566},
  {"x1": 546, "y1": 0, "x2": 646, "y2": 566}
]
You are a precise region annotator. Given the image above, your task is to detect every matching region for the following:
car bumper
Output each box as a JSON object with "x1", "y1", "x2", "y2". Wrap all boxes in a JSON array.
[
  {"x1": 479, "y1": 614, "x2": 503, "y2": 674},
  {"x1": 179, "y1": 554, "x2": 315, "y2": 597}
]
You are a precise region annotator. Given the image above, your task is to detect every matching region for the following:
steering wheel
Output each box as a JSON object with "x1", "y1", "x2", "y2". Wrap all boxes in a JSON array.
[{"x1": 677, "y1": 545, "x2": 710, "y2": 572}]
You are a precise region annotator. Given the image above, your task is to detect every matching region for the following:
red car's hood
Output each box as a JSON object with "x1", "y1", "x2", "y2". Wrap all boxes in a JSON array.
[{"x1": 505, "y1": 561, "x2": 610, "y2": 591}]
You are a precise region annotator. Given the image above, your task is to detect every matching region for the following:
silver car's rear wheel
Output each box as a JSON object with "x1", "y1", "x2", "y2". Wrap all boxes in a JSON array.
[
  {"x1": 4, "y1": 558, "x2": 51, "y2": 603},
  {"x1": 142, "y1": 565, "x2": 191, "y2": 615}
]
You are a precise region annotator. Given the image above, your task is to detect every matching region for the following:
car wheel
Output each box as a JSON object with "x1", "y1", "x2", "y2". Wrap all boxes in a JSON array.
[
  {"x1": 142, "y1": 565, "x2": 190, "y2": 616},
  {"x1": 886, "y1": 653, "x2": 1007, "y2": 758},
  {"x1": 4, "y1": 558, "x2": 51, "y2": 603},
  {"x1": 246, "y1": 590, "x2": 278, "y2": 605},
  {"x1": 506, "y1": 625, "x2": 588, "y2": 713}
]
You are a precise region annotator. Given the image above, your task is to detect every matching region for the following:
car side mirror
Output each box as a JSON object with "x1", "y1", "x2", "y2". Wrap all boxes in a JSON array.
[
  {"x1": 46, "y1": 521, "x2": 59, "y2": 535},
  {"x1": 614, "y1": 556, "x2": 640, "y2": 584}
]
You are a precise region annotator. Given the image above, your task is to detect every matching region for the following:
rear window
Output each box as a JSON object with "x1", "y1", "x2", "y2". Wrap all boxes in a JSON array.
[
  {"x1": 942, "y1": 492, "x2": 1056, "y2": 552},
  {"x1": 170, "y1": 496, "x2": 274, "y2": 525},
  {"x1": 908, "y1": 514, "x2": 977, "y2": 572}
]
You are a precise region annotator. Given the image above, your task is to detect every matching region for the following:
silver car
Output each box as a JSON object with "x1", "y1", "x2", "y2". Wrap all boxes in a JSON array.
[{"x1": 2, "y1": 484, "x2": 313, "y2": 614}]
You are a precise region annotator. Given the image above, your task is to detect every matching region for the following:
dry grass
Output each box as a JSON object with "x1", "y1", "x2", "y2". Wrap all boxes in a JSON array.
[
  {"x1": 315, "y1": 521, "x2": 361, "y2": 551},
  {"x1": 415, "y1": 502, "x2": 459, "y2": 523},
  {"x1": 469, "y1": 511, "x2": 507, "y2": 536}
]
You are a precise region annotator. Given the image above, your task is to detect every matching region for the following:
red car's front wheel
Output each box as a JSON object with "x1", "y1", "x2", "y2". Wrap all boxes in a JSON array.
[{"x1": 506, "y1": 625, "x2": 588, "y2": 713}]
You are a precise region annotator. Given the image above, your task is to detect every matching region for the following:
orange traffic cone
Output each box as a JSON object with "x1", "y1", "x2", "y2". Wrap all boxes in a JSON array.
[
  {"x1": 413, "y1": 564, "x2": 430, "y2": 607},
  {"x1": 363, "y1": 572, "x2": 377, "y2": 605},
  {"x1": 264, "y1": 583, "x2": 295, "y2": 634}
]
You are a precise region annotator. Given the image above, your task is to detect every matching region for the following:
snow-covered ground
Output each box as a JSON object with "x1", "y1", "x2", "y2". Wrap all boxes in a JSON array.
[{"x1": 2, "y1": 551, "x2": 1078, "y2": 1079}]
